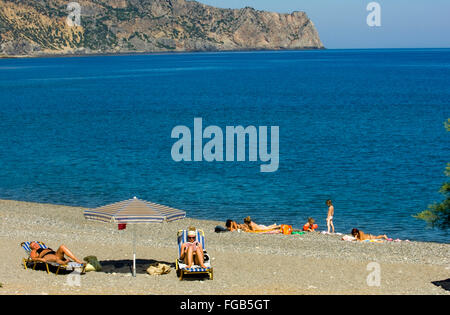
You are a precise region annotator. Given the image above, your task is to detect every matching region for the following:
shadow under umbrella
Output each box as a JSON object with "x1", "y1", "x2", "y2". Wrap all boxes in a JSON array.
[
  {"x1": 98, "y1": 259, "x2": 176, "y2": 275},
  {"x1": 83, "y1": 196, "x2": 186, "y2": 277},
  {"x1": 432, "y1": 278, "x2": 450, "y2": 292}
]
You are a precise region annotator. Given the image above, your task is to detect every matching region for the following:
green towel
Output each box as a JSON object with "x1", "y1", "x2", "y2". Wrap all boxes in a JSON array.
[{"x1": 292, "y1": 231, "x2": 305, "y2": 235}]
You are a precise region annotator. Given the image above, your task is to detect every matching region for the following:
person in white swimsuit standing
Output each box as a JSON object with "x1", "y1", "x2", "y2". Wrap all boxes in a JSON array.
[{"x1": 326, "y1": 199, "x2": 335, "y2": 234}]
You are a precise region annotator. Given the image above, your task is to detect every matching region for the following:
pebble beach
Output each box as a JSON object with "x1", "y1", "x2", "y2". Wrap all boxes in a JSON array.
[{"x1": 0, "y1": 199, "x2": 449, "y2": 295}]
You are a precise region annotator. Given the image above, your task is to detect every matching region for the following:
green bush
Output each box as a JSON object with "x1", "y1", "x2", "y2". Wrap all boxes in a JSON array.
[{"x1": 415, "y1": 119, "x2": 450, "y2": 229}]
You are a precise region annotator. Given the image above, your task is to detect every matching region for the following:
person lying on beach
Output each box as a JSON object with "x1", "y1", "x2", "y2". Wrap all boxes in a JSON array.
[
  {"x1": 180, "y1": 228, "x2": 207, "y2": 269},
  {"x1": 29, "y1": 242, "x2": 84, "y2": 264},
  {"x1": 351, "y1": 228, "x2": 388, "y2": 241},
  {"x1": 225, "y1": 219, "x2": 249, "y2": 232},
  {"x1": 303, "y1": 217, "x2": 318, "y2": 232},
  {"x1": 243, "y1": 216, "x2": 281, "y2": 232}
]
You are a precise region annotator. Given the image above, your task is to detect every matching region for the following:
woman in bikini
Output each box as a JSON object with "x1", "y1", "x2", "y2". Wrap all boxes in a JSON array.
[
  {"x1": 29, "y1": 242, "x2": 83, "y2": 264},
  {"x1": 180, "y1": 228, "x2": 207, "y2": 269},
  {"x1": 351, "y1": 228, "x2": 388, "y2": 241}
]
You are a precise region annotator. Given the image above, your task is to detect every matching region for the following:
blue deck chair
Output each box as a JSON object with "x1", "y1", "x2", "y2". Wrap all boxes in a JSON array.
[
  {"x1": 21, "y1": 241, "x2": 86, "y2": 275},
  {"x1": 175, "y1": 229, "x2": 213, "y2": 280}
]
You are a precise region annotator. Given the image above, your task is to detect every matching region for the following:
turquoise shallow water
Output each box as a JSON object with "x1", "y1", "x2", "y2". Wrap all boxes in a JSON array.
[{"x1": 0, "y1": 49, "x2": 449, "y2": 243}]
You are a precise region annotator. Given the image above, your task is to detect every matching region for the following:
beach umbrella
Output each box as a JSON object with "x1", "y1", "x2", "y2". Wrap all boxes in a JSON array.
[{"x1": 83, "y1": 196, "x2": 186, "y2": 277}]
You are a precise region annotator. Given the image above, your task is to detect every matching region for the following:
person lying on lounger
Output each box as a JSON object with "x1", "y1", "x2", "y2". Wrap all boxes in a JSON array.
[
  {"x1": 351, "y1": 228, "x2": 388, "y2": 241},
  {"x1": 180, "y1": 228, "x2": 207, "y2": 269},
  {"x1": 29, "y1": 242, "x2": 84, "y2": 264},
  {"x1": 243, "y1": 216, "x2": 281, "y2": 232}
]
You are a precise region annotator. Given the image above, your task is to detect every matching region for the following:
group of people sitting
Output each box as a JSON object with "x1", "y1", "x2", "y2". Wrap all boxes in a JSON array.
[
  {"x1": 225, "y1": 216, "x2": 319, "y2": 233},
  {"x1": 224, "y1": 216, "x2": 389, "y2": 241}
]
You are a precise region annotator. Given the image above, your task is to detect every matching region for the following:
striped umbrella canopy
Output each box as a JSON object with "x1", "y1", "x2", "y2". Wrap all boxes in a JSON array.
[
  {"x1": 83, "y1": 197, "x2": 186, "y2": 276},
  {"x1": 84, "y1": 196, "x2": 186, "y2": 224}
]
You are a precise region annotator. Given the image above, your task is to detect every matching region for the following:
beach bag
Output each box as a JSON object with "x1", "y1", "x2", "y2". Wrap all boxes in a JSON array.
[
  {"x1": 214, "y1": 225, "x2": 228, "y2": 233},
  {"x1": 83, "y1": 256, "x2": 102, "y2": 271},
  {"x1": 146, "y1": 263, "x2": 171, "y2": 275},
  {"x1": 280, "y1": 224, "x2": 293, "y2": 235},
  {"x1": 85, "y1": 263, "x2": 96, "y2": 272}
]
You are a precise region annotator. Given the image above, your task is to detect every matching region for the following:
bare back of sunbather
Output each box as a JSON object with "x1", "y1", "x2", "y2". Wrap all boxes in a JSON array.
[
  {"x1": 246, "y1": 221, "x2": 280, "y2": 232},
  {"x1": 358, "y1": 231, "x2": 388, "y2": 241}
]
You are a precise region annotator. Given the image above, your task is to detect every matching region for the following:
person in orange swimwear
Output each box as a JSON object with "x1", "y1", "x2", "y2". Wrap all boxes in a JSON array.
[{"x1": 303, "y1": 217, "x2": 319, "y2": 232}]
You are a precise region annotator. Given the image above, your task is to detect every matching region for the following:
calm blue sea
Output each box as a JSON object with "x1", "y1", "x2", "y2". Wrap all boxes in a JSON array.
[{"x1": 0, "y1": 49, "x2": 449, "y2": 243}]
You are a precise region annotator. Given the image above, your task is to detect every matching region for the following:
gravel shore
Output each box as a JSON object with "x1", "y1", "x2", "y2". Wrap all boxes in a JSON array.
[{"x1": 0, "y1": 199, "x2": 449, "y2": 295}]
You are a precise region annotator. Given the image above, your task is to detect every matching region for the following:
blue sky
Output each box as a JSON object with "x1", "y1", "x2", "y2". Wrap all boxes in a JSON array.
[{"x1": 197, "y1": 0, "x2": 450, "y2": 49}]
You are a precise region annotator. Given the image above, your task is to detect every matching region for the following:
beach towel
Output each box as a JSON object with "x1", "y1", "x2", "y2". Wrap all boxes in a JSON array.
[
  {"x1": 387, "y1": 238, "x2": 410, "y2": 242},
  {"x1": 342, "y1": 235, "x2": 357, "y2": 241},
  {"x1": 321, "y1": 231, "x2": 343, "y2": 235},
  {"x1": 246, "y1": 229, "x2": 281, "y2": 234},
  {"x1": 362, "y1": 239, "x2": 384, "y2": 243}
]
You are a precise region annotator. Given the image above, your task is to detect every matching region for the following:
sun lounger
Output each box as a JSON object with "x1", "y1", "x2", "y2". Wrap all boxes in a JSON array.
[
  {"x1": 21, "y1": 241, "x2": 86, "y2": 275},
  {"x1": 175, "y1": 229, "x2": 213, "y2": 280}
]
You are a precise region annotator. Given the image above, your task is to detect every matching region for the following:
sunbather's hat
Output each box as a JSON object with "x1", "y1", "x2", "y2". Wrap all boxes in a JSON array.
[{"x1": 187, "y1": 230, "x2": 196, "y2": 237}]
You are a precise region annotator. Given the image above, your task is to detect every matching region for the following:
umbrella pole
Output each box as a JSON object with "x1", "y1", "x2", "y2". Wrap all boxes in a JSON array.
[{"x1": 133, "y1": 225, "x2": 136, "y2": 277}]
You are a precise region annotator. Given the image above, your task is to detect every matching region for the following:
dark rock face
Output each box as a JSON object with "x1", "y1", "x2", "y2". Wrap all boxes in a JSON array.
[{"x1": 0, "y1": 0, "x2": 324, "y2": 56}]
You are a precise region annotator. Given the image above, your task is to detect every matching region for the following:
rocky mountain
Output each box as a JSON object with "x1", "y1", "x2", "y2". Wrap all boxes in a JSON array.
[{"x1": 0, "y1": 0, "x2": 323, "y2": 57}]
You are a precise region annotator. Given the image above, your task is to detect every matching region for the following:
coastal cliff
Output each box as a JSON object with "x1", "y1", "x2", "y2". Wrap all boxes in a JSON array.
[{"x1": 0, "y1": 0, "x2": 323, "y2": 57}]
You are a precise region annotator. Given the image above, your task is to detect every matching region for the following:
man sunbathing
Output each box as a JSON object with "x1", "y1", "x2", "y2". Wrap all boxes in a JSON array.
[
  {"x1": 180, "y1": 228, "x2": 207, "y2": 269},
  {"x1": 243, "y1": 216, "x2": 281, "y2": 232},
  {"x1": 29, "y1": 242, "x2": 84, "y2": 264},
  {"x1": 351, "y1": 228, "x2": 389, "y2": 241}
]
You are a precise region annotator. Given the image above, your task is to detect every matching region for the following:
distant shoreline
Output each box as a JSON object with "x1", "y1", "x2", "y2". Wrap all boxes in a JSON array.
[
  {"x1": 3, "y1": 47, "x2": 450, "y2": 60},
  {"x1": 0, "y1": 47, "x2": 326, "y2": 60}
]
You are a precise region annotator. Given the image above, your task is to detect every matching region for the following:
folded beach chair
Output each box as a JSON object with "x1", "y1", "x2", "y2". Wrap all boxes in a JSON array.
[
  {"x1": 21, "y1": 241, "x2": 86, "y2": 275},
  {"x1": 175, "y1": 229, "x2": 213, "y2": 280}
]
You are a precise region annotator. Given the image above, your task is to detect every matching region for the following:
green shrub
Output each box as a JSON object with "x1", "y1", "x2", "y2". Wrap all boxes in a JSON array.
[{"x1": 415, "y1": 119, "x2": 450, "y2": 229}]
